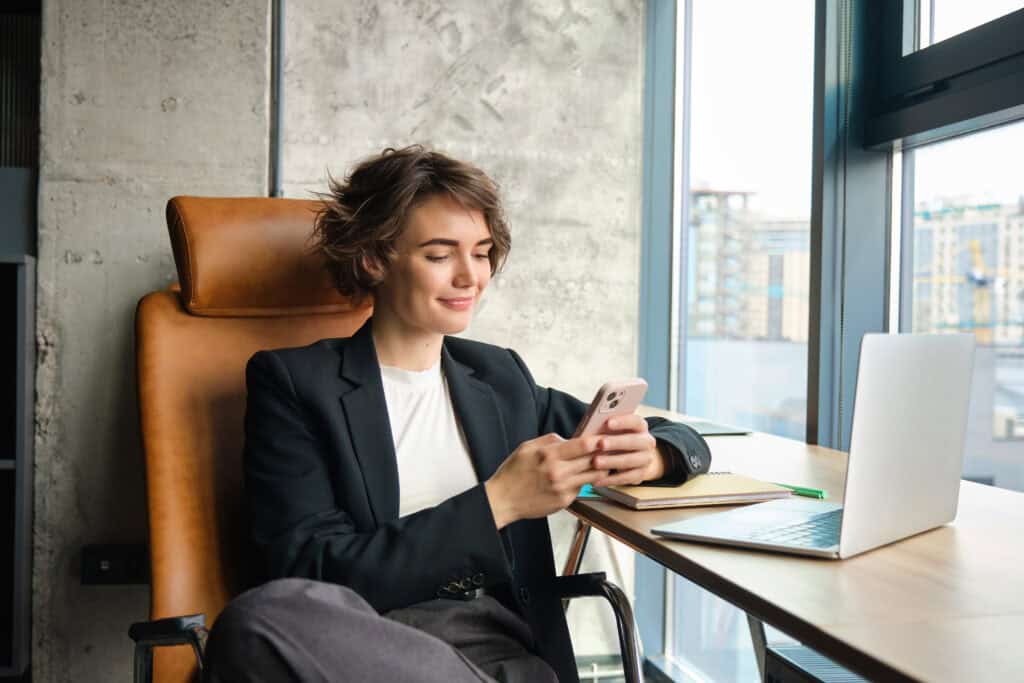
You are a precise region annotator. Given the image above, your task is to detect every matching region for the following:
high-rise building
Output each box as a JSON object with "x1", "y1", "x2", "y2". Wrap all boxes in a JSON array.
[{"x1": 688, "y1": 190, "x2": 809, "y2": 342}]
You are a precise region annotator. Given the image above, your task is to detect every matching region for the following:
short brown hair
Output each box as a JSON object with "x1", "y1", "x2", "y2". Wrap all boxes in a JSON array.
[{"x1": 312, "y1": 145, "x2": 511, "y2": 304}]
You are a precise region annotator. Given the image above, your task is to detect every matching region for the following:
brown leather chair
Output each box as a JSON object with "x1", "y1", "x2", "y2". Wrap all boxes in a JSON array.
[
  {"x1": 129, "y1": 196, "x2": 643, "y2": 683},
  {"x1": 130, "y1": 196, "x2": 371, "y2": 682}
]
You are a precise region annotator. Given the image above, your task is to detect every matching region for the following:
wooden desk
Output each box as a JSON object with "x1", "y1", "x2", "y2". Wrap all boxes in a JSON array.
[{"x1": 569, "y1": 408, "x2": 1024, "y2": 682}]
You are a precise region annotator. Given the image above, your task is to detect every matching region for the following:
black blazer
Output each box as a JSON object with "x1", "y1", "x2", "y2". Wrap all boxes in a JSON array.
[{"x1": 243, "y1": 319, "x2": 710, "y2": 682}]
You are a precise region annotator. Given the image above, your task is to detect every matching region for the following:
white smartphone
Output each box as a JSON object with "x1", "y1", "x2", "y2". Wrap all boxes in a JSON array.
[{"x1": 572, "y1": 378, "x2": 649, "y2": 438}]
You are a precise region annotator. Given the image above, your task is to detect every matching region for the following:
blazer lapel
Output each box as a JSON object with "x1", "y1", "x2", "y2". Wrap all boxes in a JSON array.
[
  {"x1": 338, "y1": 319, "x2": 399, "y2": 527},
  {"x1": 442, "y1": 342, "x2": 510, "y2": 482},
  {"x1": 443, "y1": 342, "x2": 517, "y2": 570}
]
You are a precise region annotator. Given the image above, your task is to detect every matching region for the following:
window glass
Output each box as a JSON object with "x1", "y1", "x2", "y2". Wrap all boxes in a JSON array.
[
  {"x1": 679, "y1": 1, "x2": 813, "y2": 440},
  {"x1": 906, "y1": 121, "x2": 1024, "y2": 491},
  {"x1": 914, "y1": 1, "x2": 1024, "y2": 50},
  {"x1": 669, "y1": 0, "x2": 813, "y2": 674}
]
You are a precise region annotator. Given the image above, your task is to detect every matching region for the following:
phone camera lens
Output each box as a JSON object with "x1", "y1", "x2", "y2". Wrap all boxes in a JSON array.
[
  {"x1": 609, "y1": 399, "x2": 620, "y2": 409},
  {"x1": 608, "y1": 391, "x2": 619, "y2": 400}
]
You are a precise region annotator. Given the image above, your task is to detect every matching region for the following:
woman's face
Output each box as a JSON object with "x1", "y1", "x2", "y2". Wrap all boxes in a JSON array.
[{"x1": 373, "y1": 193, "x2": 494, "y2": 337}]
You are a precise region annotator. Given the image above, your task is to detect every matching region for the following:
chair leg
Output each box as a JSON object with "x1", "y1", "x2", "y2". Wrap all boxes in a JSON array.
[
  {"x1": 133, "y1": 642, "x2": 153, "y2": 683},
  {"x1": 188, "y1": 623, "x2": 208, "y2": 675},
  {"x1": 598, "y1": 579, "x2": 644, "y2": 683}
]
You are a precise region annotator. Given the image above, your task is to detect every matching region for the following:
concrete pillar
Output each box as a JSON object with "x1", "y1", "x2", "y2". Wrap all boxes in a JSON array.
[{"x1": 35, "y1": 1, "x2": 269, "y2": 680}]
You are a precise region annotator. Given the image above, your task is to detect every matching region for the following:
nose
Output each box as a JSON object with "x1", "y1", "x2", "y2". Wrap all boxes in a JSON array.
[{"x1": 452, "y1": 253, "x2": 478, "y2": 289}]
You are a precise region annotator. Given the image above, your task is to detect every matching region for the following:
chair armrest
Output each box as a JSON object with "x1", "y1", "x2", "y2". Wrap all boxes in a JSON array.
[
  {"x1": 128, "y1": 614, "x2": 207, "y2": 683},
  {"x1": 551, "y1": 571, "x2": 608, "y2": 599},
  {"x1": 554, "y1": 572, "x2": 644, "y2": 683},
  {"x1": 129, "y1": 613, "x2": 207, "y2": 645}
]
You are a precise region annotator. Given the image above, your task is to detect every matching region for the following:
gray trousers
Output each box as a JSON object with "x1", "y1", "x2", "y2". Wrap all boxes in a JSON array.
[{"x1": 203, "y1": 578, "x2": 559, "y2": 683}]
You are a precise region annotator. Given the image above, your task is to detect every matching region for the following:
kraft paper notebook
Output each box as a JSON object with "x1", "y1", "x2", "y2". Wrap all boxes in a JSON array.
[{"x1": 594, "y1": 473, "x2": 792, "y2": 510}]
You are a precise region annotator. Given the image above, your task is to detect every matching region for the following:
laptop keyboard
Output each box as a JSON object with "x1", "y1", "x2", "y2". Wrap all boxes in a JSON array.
[{"x1": 749, "y1": 509, "x2": 843, "y2": 548}]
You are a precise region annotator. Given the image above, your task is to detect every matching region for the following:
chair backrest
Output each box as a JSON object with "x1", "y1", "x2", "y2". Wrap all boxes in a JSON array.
[{"x1": 136, "y1": 197, "x2": 371, "y2": 682}]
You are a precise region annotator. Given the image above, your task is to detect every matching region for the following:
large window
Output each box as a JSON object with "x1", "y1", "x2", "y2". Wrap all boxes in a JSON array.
[
  {"x1": 663, "y1": 1, "x2": 815, "y2": 677},
  {"x1": 899, "y1": 121, "x2": 1024, "y2": 490},
  {"x1": 637, "y1": 1, "x2": 1024, "y2": 680},
  {"x1": 678, "y1": 1, "x2": 813, "y2": 441}
]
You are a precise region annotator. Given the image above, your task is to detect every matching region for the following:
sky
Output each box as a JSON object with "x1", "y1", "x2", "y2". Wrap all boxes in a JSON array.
[
  {"x1": 686, "y1": 1, "x2": 815, "y2": 219},
  {"x1": 917, "y1": 1, "x2": 1024, "y2": 206},
  {"x1": 683, "y1": 1, "x2": 1024, "y2": 217}
]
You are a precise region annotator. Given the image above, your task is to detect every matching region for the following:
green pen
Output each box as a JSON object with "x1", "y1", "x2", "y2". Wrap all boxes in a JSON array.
[{"x1": 772, "y1": 482, "x2": 827, "y2": 499}]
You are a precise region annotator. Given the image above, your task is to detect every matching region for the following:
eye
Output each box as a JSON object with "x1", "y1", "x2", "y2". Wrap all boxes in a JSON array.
[
  {"x1": 473, "y1": 253, "x2": 491, "y2": 260},
  {"x1": 425, "y1": 254, "x2": 449, "y2": 263}
]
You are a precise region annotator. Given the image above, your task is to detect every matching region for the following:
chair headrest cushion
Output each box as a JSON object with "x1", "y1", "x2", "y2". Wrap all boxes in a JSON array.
[{"x1": 167, "y1": 196, "x2": 359, "y2": 317}]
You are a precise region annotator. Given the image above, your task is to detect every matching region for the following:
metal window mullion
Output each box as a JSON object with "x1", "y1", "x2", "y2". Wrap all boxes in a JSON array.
[
  {"x1": 661, "y1": 0, "x2": 692, "y2": 664},
  {"x1": 669, "y1": 0, "x2": 692, "y2": 414},
  {"x1": 638, "y1": 0, "x2": 676, "y2": 409},
  {"x1": 911, "y1": 0, "x2": 933, "y2": 52},
  {"x1": 899, "y1": 150, "x2": 916, "y2": 333},
  {"x1": 269, "y1": 0, "x2": 284, "y2": 197},
  {"x1": 927, "y1": 0, "x2": 935, "y2": 49},
  {"x1": 809, "y1": 0, "x2": 844, "y2": 447},
  {"x1": 636, "y1": 0, "x2": 679, "y2": 670}
]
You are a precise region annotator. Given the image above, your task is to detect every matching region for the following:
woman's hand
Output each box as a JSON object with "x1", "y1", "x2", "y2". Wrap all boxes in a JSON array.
[
  {"x1": 588, "y1": 414, "x2": 667, "y2": 487},
  {"x1": 484, "y1": 433, "x2": 609, "y2": 530}
]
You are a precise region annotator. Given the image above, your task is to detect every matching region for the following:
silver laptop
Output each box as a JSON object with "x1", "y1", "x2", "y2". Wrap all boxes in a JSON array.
[{"x1": 653, "y1": 333, "x2": 976, "y2": 559}]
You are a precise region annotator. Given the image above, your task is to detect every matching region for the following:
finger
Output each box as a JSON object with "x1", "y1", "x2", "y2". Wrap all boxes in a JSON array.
[
  {"x1": 551, "y1": 435, "x2": 605, "y2": 460},
  {"x1": 591, "y1": 451, "x2": 653, "y2": 472},
  {"x1": 593, "y1": 468, "x2": 648, "y2": 488},
  {"x1": 604, "y1": 414, "x2": 648, "y2": 433},
  {"x1": 595, "y1": 432, "x2": 656, "y2": 454},
  {"x1": 533, "y1": 432, "x2": 565, "y2": 446},
  {"x1": 558, "y1": 454, "x2": 603, "y2": 477},
  {"x1": 562, "y1": 469, "x2": 611, "y2": 491}
]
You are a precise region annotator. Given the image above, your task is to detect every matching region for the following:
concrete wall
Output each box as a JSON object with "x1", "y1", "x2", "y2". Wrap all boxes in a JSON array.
[
  {"x1": 34, "y1": 0, "x2": 646, "y2": 678},
  {"x1": 34, "y1": 1, "x2": 269, "y2": 680},
  {"x1": 284, "y1": 0, "x2": 647, "y2": 655}
]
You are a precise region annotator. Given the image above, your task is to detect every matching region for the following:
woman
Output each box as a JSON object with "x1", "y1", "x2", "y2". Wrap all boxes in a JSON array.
[{"x1": 204, "y1": 146, "x2": 710, "y2": 683}]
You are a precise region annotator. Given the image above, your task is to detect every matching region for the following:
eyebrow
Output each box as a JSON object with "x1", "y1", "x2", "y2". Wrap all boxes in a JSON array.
[{"x1": 417, "y1": 238, "x2": 493, "y2": 248}]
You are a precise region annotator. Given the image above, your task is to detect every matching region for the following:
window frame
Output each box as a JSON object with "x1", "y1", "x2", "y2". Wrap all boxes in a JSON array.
[{"x1": 866, "y1": 5, "x2": 1024, "y2": 149}]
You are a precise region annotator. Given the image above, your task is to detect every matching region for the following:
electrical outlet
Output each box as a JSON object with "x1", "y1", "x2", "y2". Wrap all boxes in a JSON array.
[{"x1": 81, "y1": 544, "x2": 149, "y2": 585}]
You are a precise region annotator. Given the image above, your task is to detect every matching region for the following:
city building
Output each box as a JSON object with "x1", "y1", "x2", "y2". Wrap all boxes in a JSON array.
[{"x1": 688, "y1": 189, "x2": 809, "y2": 343}]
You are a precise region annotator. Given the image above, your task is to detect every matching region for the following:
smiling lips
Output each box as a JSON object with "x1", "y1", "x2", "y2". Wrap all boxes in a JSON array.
[{"x1": 439, "y1": 296, "x2": 475, "y2": 311}]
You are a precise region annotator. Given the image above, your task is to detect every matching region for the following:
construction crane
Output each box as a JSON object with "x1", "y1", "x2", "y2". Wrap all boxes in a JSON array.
[
  {"x1": 966, "y1": 239, "x2": 993, "y2": 345},
  {"x1": 915, "y1": 238, "x2": 995, "y2": 343}
]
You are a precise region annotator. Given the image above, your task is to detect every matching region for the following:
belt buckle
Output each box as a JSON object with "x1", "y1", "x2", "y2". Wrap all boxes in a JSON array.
[
  {"x1": 439, "y1": 580, "x2": 485, "y2": 601},
  {"x1": 450, "y1": 586, "x2": 484, "y2": 601}
]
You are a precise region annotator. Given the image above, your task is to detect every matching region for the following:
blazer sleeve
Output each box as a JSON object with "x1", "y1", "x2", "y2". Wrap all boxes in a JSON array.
[
  {"x1": 506, "y1": 349, "x2": 711, "y2": 486},
  {"x1": 244, "y1": 351, "x2": 514, "y2": 612}
]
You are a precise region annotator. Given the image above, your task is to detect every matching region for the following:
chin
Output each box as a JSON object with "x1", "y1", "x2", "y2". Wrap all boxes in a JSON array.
[
  {"x1": 431, "y1": 310, "x2": 474, "y2": 335},
  {"x1": 439, "y1": 318, "x2": 472, "y2": 335}
]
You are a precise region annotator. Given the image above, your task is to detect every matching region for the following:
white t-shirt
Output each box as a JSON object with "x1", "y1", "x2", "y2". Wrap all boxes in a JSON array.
[{"x1": 380, "y1": 361, "x2": 479, "y2": 518}]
